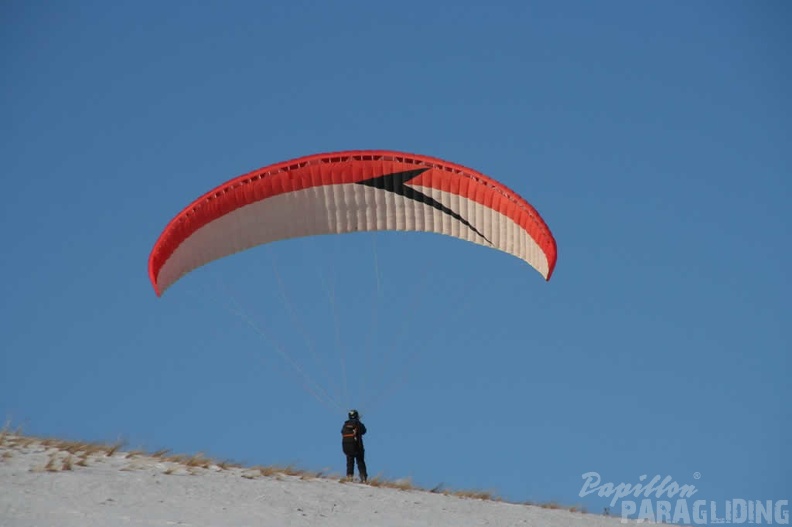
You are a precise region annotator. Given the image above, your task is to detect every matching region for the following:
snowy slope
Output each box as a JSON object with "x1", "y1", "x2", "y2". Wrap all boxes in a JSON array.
[{"x1": 1, "y1": 436, "x2": 630, "y2": 527}]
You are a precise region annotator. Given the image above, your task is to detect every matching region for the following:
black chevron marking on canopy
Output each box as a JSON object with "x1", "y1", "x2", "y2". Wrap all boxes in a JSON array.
[{"x1": 356, "y1": 168, "x2": 491, "y2": 244}]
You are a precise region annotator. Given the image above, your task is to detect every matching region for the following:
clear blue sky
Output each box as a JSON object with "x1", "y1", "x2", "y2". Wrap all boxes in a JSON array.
[{"x1": 2, "y1": 0, "x2": 789, "y2": 510}]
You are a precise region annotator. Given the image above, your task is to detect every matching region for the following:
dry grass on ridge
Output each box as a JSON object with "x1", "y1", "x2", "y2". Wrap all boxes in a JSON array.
[{"x1": 0, "y1": 426, "x2": 587, "y2": 514}]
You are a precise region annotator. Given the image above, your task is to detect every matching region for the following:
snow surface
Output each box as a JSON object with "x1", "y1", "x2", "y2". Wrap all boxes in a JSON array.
[{"x1": 1, "y1": 436, "x2": 631, "y2": 527}]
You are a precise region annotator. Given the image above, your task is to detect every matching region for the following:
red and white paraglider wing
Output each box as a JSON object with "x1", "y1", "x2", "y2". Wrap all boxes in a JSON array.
[{"x1": 148, "y1": 150, "x2": 557, "y2": 296}]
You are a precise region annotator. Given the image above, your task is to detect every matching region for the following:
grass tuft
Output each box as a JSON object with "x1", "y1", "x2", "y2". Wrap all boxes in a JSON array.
[
  {"x1": 258, "y1": 465, "x2": 279, "y2": 477},
  {"x1": 386, "y1": 478, "x2": 415, "y2": 491},
  {"x1": 452, "y1": 489, "x2": 495, "y2": 501},
  {"x1": 105, "y1": 441, "x2": 124, "y2": 456},
  {"x1": 184, "y1": 453, "x2": 211, "y2": 469},
  {"x1": 217, "y1": 460, "x2": 243, "y2": 470},
  {"x1": 44, "y1": 455, "x2": 60, "y2": 472},
  {"x1": 366, "y1": 476, "x2": 414, "y2": 490},
  {"x1": 281, "y1": 465, "x2": 305, "y2": 477}
]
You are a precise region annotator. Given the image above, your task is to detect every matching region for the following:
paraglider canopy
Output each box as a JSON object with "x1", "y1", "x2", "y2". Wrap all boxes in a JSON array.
[{"x1": 148, "y1": 150, "x2": 557, "y2": 296}]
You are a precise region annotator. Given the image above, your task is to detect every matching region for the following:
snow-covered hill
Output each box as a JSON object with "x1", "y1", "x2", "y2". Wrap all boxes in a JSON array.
[{"x1": 1, "y1": 435, "x2": 629, "y2": 527}]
